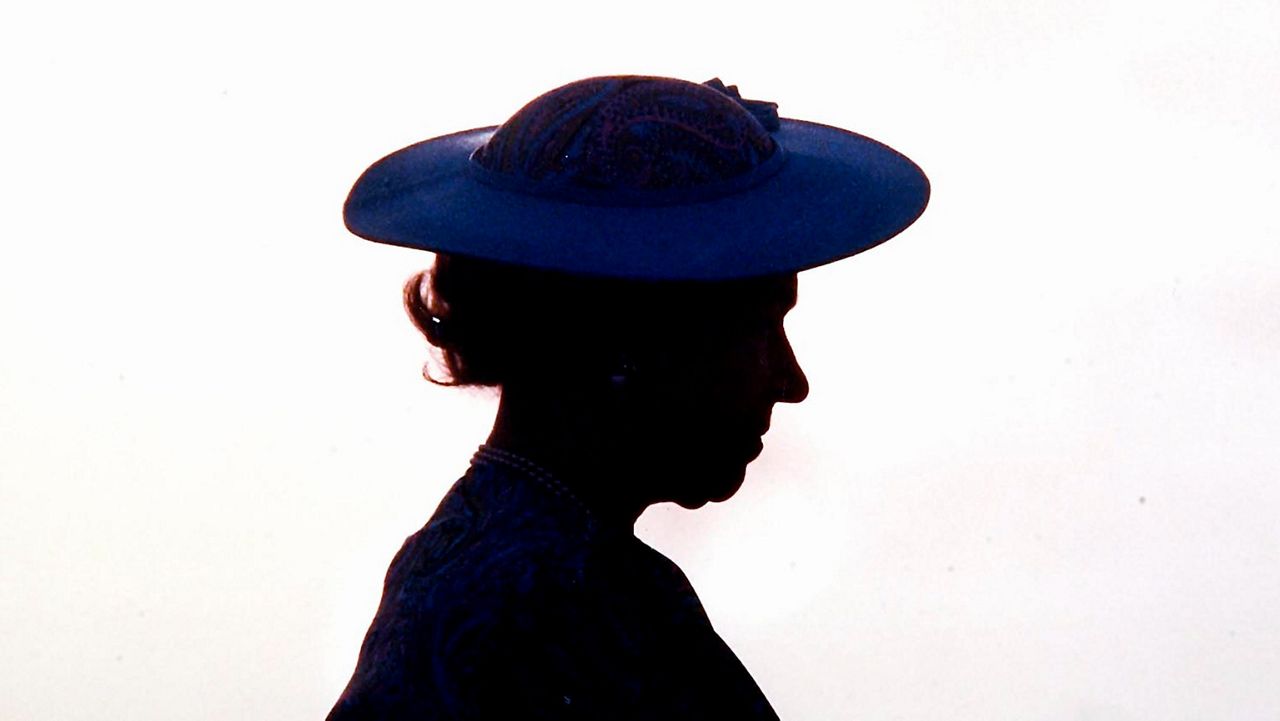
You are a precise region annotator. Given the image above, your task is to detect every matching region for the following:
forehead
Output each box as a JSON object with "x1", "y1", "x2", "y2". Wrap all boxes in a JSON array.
[
  {"x1": 722, "y1": 273, "x2": 797, "y2": 312},
  {"x1": 662, "y1": 273, "x2": 797, "y2": 326},
  {"x1": 563, "y1": 273, "x2": 799, "y2": 339},
  {"x1": 764, "y1": 274, "x2": 798, "y2": 308}
]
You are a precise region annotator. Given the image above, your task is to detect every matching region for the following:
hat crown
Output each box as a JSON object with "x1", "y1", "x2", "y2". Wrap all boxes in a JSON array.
[{"x1": 470, "y1": 76, "x2": 779, "y2": 195}]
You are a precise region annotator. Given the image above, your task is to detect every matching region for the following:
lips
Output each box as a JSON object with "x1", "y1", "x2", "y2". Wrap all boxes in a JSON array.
[{"x1": 748, "y1": 419, "x2": 770, "y2": 458}]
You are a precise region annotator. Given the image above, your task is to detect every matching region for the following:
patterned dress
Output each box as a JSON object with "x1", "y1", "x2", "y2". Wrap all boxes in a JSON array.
[{"x1": 326, "y1": 445, "x2": 780, "y2": 720}]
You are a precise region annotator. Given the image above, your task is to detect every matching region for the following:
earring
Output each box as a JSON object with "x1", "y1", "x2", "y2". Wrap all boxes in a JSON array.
[
  {"x1": 608, "y1": 357, "x2": 638, "y2": 389},
  {"x1": 424, "y1": 314, "x2": 449, "y2": 346}
]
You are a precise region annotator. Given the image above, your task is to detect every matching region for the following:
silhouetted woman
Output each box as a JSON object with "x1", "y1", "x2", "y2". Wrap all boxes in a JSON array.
[{"x1": 327, "y1": 75, "x2": 929, "y2": 720}]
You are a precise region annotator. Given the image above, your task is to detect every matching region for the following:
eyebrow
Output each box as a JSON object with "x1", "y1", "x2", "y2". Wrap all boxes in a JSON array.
[
  {"x1": 776, "y1": 284, "x2": 798, "y2": 312},
  {"x1": 761, "y1": 292, "x2": 796, "y2": 321}
]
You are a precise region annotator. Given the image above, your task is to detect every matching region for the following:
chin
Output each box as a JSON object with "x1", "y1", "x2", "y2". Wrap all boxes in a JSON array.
[
  {"x1": 673, "y1": 469, "x2": 748, "y2": 508},
  {"x1": 708, "y1": 479, "x2": 746, "y2": 503},
  {"x1": 670, "y1": 485, "x2": 736, "y2": 510},
  {"x1": 664, "y1": 439, "x2": 757, "y2": 508}
]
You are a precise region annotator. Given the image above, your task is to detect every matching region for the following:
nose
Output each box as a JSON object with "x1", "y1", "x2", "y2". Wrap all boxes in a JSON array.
[{"x1": 776, "y1": 335, "x2": 809, "y2": 404}]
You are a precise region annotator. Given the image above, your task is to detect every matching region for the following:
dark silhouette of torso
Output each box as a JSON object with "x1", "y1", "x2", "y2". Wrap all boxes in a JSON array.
[{"x1": 327, "y1": 446, "x2": 779, "y2": 720}]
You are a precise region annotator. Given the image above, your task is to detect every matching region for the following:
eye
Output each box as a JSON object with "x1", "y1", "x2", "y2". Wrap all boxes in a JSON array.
[{"x1": 722, "y1": 319, "x2": 775, "y2": 347}]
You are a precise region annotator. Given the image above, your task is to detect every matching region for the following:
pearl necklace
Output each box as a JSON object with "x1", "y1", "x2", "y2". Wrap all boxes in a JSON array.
[{"x1": 474, "y1": 444, "x2": 596, "y2": 522}]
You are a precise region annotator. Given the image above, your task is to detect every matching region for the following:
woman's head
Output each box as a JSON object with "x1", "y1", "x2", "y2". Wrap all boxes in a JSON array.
[
  {"x1": 406, "y1": 253, "x2": 809, "y2": 507},
  {"x1": 405, "y1": 253, "x2": 806, "y2": 393}
]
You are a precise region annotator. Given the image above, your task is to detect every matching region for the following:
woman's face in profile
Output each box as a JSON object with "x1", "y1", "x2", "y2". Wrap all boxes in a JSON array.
[{"x1": 628, "y1": 274, "x2": 809, "y2": 508}]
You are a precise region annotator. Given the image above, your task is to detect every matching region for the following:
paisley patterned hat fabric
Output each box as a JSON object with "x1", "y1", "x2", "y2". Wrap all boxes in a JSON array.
[{"x1": 344, "y1": 75, "x2": 930, "y2": 280}]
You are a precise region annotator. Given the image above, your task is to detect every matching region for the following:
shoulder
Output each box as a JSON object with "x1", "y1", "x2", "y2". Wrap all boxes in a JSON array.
[
  {"x1": 330, "y1": 515, "x2": 602, "y2": 720},
  {"x1": 330, "y1": 549, "x2": 599, "y2": 720}
]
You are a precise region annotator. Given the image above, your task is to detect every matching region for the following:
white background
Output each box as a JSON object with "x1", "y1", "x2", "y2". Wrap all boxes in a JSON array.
[{"x1": 2, "y1": 0, "x2": 1278, "y2": 719}]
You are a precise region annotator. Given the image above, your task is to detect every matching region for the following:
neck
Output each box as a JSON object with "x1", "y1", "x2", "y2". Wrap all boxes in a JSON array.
[{"x1": 485, "y1": 381, "x2": 651, "y2": 529}]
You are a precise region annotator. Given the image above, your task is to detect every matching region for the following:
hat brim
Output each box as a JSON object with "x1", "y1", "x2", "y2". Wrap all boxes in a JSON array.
[{"x1": 344, "y1": 118, "x2": 929, "y2": 281}]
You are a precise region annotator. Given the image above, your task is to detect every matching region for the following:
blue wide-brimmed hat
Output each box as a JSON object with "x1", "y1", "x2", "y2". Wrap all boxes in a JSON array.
[{"x1": 344, "y1": 75, "x2": 929, "y2": 281}]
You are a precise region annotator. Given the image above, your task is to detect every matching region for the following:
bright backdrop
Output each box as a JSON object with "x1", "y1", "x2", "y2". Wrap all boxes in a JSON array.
[{"x1": 2, "y1": 1, "x2": 1278, "y2": 719}]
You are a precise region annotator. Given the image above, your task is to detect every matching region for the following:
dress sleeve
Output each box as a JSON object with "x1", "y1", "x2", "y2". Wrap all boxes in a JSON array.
[
  {"x1": 439, "y1": 565, "x2": 780, "y2": 721},
  {"x1": 327, "y1": 527, "x2": 779, "y2": 720},
  {"x1": 435, "y1": 576, "x2": 620, "y2": 721}
]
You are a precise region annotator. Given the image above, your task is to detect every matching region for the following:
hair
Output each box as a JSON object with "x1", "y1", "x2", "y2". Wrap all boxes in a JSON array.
[{"x1": 403, "y1": 254, "x2": 791, "y2": 388}]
